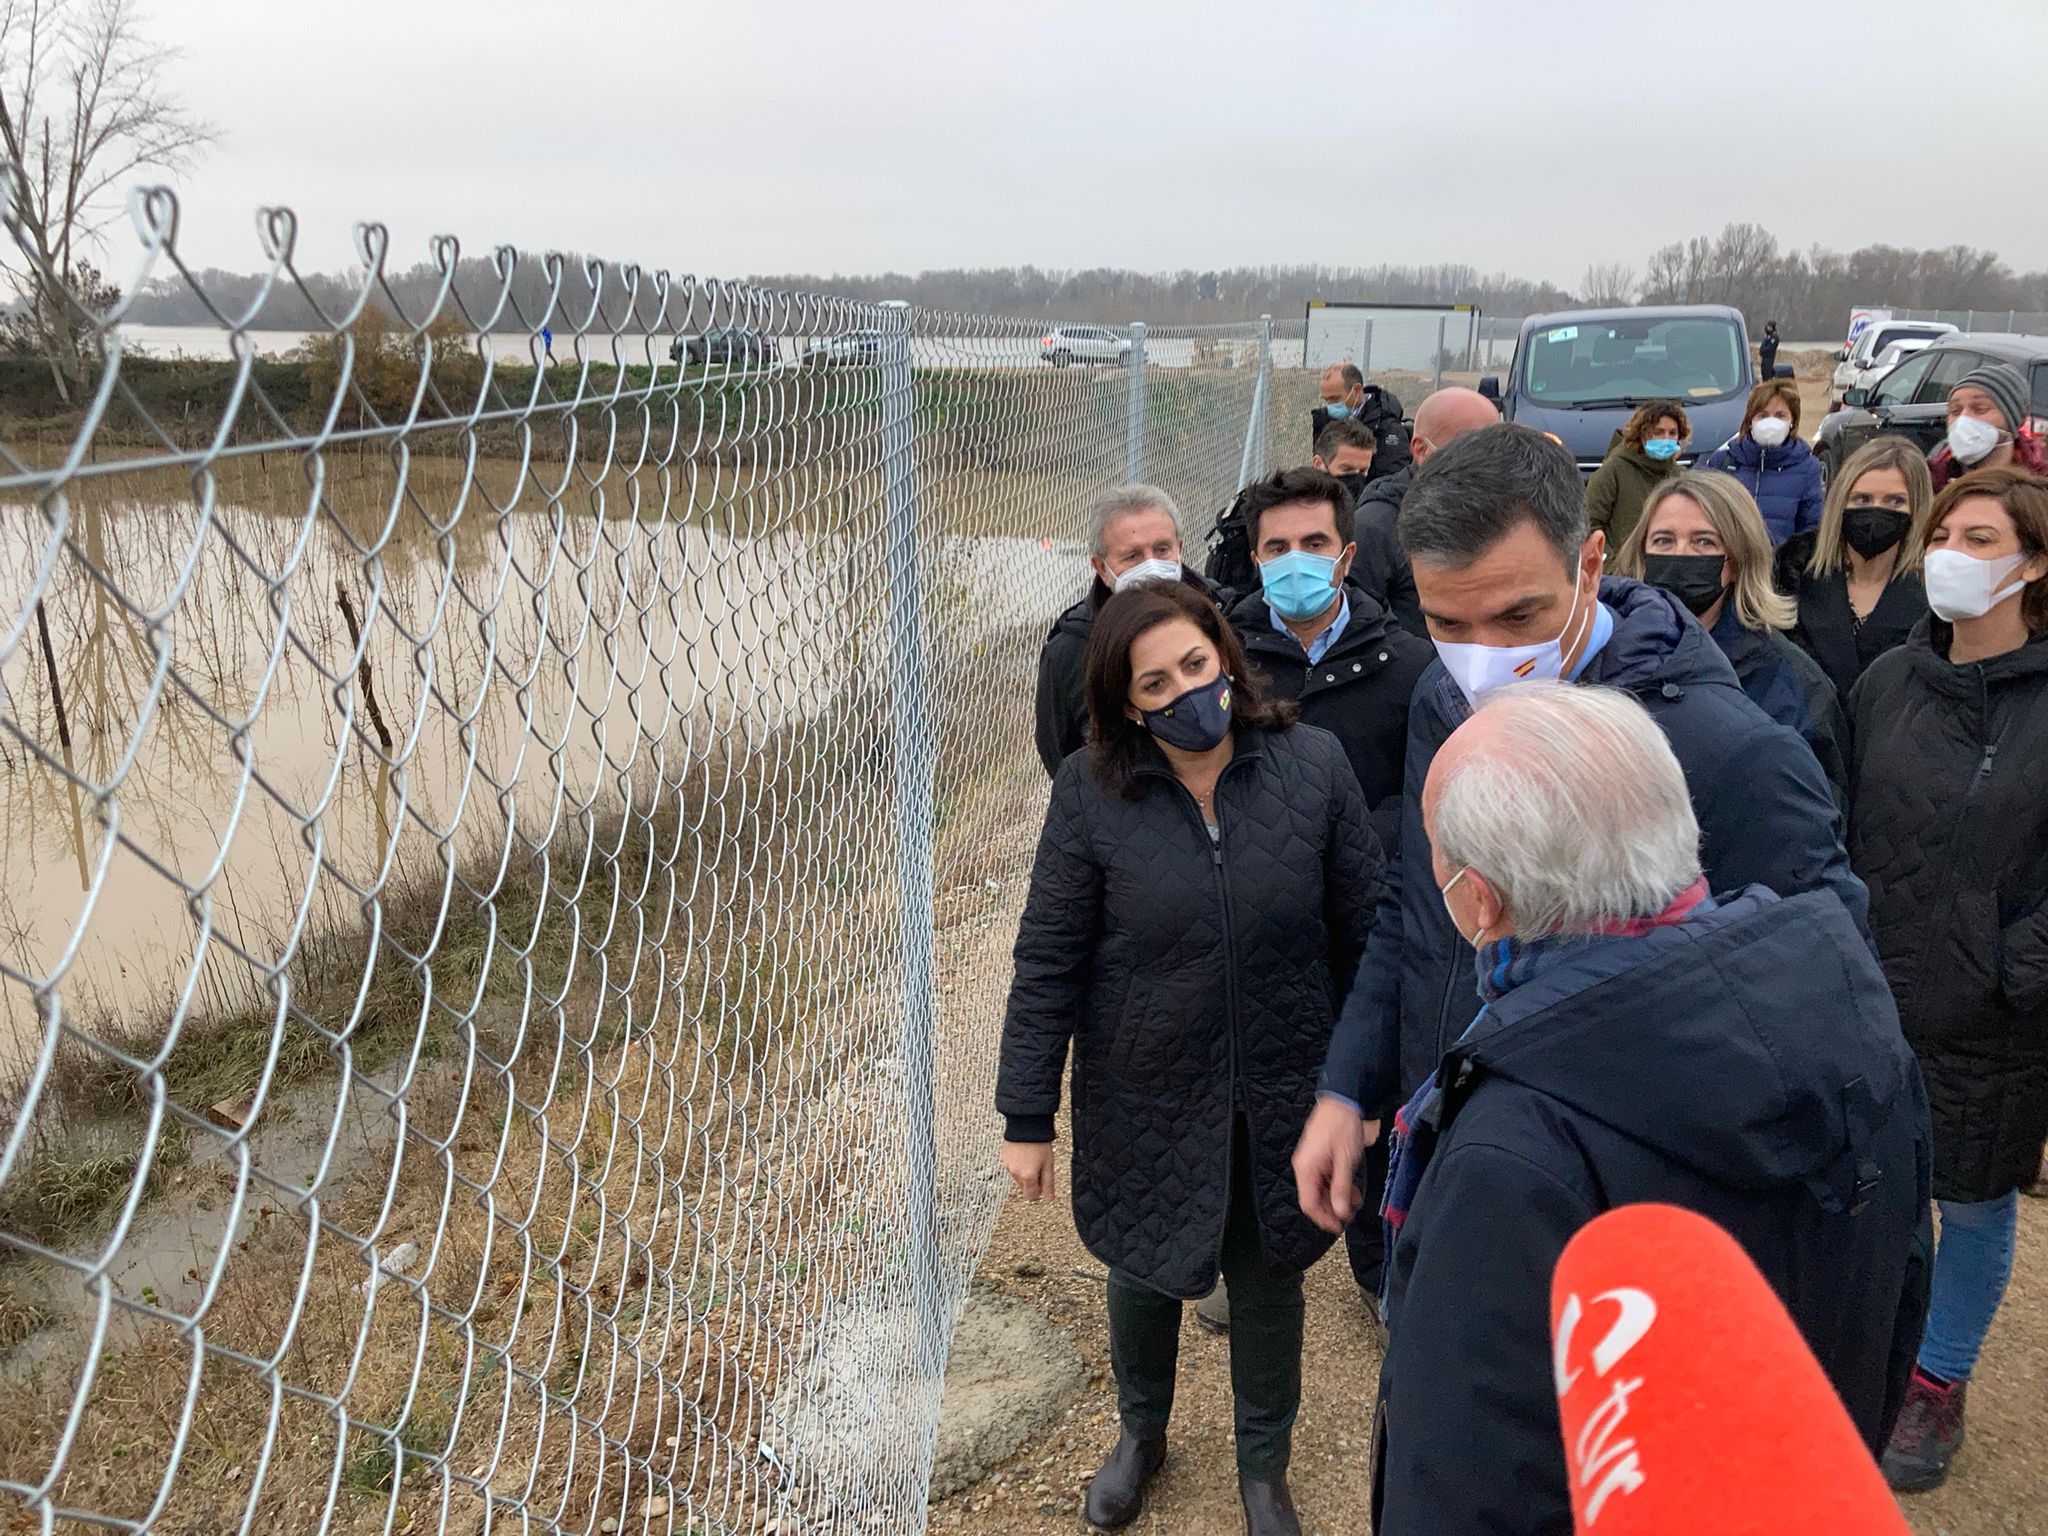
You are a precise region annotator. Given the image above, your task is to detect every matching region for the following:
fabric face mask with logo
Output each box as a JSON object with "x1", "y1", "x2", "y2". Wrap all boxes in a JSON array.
[
  {"x1": 1924, "y1": 549, "x2": 2029, "y2": 621},
  {"x1": 1113, "y1": 557, "x2": 1182, "y2": 593},
  {"x1": 1432, "y1": 557, "x2": 1593, "y2": 706},
  {"x1": 1260, "y1": 549, "x2": 1341, "y2": 623},
  {"x1": 1139, "y1": 673, "x2": 1233, "y2": 751}
]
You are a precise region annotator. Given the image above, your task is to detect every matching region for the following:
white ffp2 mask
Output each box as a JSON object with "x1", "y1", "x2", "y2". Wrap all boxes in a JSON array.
[
  {"x1": 1924, "y1": 549, "x2": 2029, "y2": 621},
  {"x1": 1750, "y1": 417, "x2": 1791, "y2": 448},
  {"x1": 1112, "y1": 557, "x2": 1182, "y2": 593},
  {"x1": 1948, "y1": 415, "x2": 2005, "y2": 466}
]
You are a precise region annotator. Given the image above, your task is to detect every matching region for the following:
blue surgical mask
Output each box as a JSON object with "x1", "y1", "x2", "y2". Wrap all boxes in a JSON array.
[
  {"x1": 1259, "y1": 549, "x2": 1341, "y2": 623},
  {"x1": 1140, "y1": 673, "x2": 1233, "y2": 752},
  {"x1": 1322, "y1": 402, "x2": 1353, "y2": 420},
  {"x1": 1644, "y1": 438, "x2": 1681, "y2": 462}
]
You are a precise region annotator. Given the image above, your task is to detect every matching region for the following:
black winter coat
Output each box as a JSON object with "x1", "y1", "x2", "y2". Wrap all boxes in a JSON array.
[
  {"x1": 1775, "y1": 530, "x2": 1927, "y2": 702},
  {"x1": 1848, "y1": 620, "x2": 2048, "y2": 1202},
  {"x1": 1032, "y1": 568, "x2": 1230, "y2": 776},
  {"x1": 996, "y1": 726, "x2": 1383, "y2": 1296},
  {"x1": 1321, "y1": 578, "x2": 1871, "y2": 1114},
  {"x1": 1375, "y1": 889, "x2": 1931, "y2": 1535},
  {"x1": 1349, "y1": 467, "x2": 1427, "y2": 638},
  {"x1": 1228, "y1": 582, "x2": 1433, "y2": 847},
  {"x1": 1708, "y1": 602, "x2": 1851, "y2": 810}
]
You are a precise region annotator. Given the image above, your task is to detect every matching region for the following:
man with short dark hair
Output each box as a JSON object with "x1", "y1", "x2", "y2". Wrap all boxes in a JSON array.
[
  {"x1": 1349, "y1": 387, "x2": 1501, "y2": 638},
  {"x1": 1292, "y1": 424, "x2": 1872, "y2": 1307},
  {"x1": 1312, "y1": 363, "x2": 1409, "y2": 481},
  {"x1": 1225, "y1": 466, "x2": 1433, "y2": 1302},
  {"x1": 1311, "y1": 417, "x2": 1378, "y2": 494},
  {"x1": 1034, "y1": 484, "x2": 1228, "y2": 775}
]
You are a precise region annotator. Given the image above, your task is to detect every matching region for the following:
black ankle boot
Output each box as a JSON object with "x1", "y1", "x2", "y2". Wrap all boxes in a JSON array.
[
  {"x1": 1239, "y1": 1472, "x2": 1301, "y2": 1536},
  {"x1": 1084, "y1": 1432, "x2": 1165, "y2": 1530}
]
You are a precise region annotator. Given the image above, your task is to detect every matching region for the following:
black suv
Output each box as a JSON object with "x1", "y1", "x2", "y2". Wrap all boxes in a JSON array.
[{"x1": 1815, "y1": 333, "x2": 2048, "y2": 481}]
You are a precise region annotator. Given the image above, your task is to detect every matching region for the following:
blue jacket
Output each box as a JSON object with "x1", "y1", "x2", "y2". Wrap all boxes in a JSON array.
[
  {"x1": 1702, "y1": 432, "x2": 1825, "y2": 544},
  {"x1": 1375, "y1": 888, "x2": 1931, "y2": 1534},
  {"x1": 1320, "y1": 577, "x2": 1870, "y2": 1115}
]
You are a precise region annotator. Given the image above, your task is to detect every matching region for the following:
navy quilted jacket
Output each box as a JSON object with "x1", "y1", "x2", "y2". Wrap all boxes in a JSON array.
[
  {"x1": 1702, "y1": 432, "x2": 1825, "y2": 544},
  {"x1": 1848, "y1": 620, "x2": 2048, "y2": 1202},
  {"x1": 996, "y1": 724, "x2": 1383, "y2": 1296}
]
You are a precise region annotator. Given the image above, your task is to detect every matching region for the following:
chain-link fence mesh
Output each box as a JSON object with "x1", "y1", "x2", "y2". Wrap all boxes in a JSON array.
[{"x1": 0, "y1": 175, "x2": 1321, "y2": 1536}]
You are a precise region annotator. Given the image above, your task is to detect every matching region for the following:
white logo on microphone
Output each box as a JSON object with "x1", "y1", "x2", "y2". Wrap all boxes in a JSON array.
[{"x1": 1553, "y1": 1287, "x2": 1657, "y2": 1525}]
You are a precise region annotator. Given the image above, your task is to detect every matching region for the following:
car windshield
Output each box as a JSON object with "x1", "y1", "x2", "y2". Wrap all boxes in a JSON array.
[{"x1": 1521, "y1": 317, "x2": 1745, "y2": 407}]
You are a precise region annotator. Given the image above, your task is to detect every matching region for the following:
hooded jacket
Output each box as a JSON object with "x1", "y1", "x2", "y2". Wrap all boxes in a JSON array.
[
  {"x1": 1773, "y1": 529, "x2": 1926, "y2": 703},
  {"x1": 1032, "y1": 567, "x2": 1230, "y2": 776},
  {"x1": 1349, "y1": 466, "x2": 1427, "y2": 637},
  {"x1": 1320, "y1": 577, "x2": 1870, "y2": 1116},
  {"x1": 1584, "y1": 432, "x2": 1679, "y2": 553},
  {"x1": 1701, "y1": 431, "x2": 1826, "y2": 545},
  {"x1": 1373, "y1": 888, "x2": 1932, "y2": 1535},
  {"x1": 1707, "y1": 601, "x2": 1850, "y2": 810},
  {"x1": 1228, "y1": 581, "x2": 1433, "y2": 846},
  {"x1": 1848, "y1": 620, "x2": 2048, "y2": 1202},
  {"x1": 996, "y1": 725, "x2": 1383, "y2": 1297}
]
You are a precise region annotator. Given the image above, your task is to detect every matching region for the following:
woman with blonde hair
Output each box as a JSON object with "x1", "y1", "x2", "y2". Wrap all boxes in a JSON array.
[
  {"x1": 1773, "y1": 436, "x2": 1935, "y2": 701},
  {"x1": 1616, "y1": 469, "x2": 1848, "y2": 802}
]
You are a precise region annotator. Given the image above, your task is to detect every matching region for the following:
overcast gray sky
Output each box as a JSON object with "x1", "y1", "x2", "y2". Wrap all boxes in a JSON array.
[{"x1": 150, "y1": 0, "x2": 2048, "y2": 288}]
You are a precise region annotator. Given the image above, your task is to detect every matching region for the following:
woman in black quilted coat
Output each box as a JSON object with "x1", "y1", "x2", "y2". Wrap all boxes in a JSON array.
[
  {"x1": 996, "y1": 581, "x2": 1381, "y2": 1536},
  {"x1": 1848, "y1": 466, "x2": 2048, "y2": 1495}
]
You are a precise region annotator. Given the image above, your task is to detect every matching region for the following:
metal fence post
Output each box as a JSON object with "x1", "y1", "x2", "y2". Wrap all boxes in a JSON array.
[
  {"x1": 1966, "y1": 310, "x2": 1976, "y2": 331},
  {"x1": 1236, "y1": 315, "x2": 1273, "y2": 488},
  {"x1": 2008, "y1": 310, "x2": 2017, "y2": 331},
  {"x1": 1433, "y1": 314, "x2": 1447, "y2": 391},
  {"x1": 1361, "y1": 319, "x2": 1374, "y2": 381},
  {"x1": 1126, "y1": 321, "x2": 1147, "y2": 481},
  {"x1": 877, "y1": 299, "x2": 942, "y2": 1383}
]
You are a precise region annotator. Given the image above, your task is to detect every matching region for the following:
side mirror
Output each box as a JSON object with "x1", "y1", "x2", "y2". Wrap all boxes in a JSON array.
[
  {"x1": 1843, "y1": 387, "x2": 1871, "y2": 408},
  {"x1": 1477, "y1": 375, "x2": 1501, "y2": 402},
  {"x1": 1834, "y1": 348, "x2": 1849, "y2": 362}
]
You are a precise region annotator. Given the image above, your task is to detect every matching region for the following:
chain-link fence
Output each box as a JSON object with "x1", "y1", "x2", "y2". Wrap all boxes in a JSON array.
[{"x1": 0, "y1": 172, "x2": 1321, "y2": 1536}]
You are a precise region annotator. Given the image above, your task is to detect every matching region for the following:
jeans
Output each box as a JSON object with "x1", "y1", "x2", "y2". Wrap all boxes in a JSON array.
[
  {"x1": 1917, "y1": 1192, "x2": 2020, "y2": 1384},
  {"x1": 1104, "y1": 1117, "x2": 1305, "y2": 1478}
]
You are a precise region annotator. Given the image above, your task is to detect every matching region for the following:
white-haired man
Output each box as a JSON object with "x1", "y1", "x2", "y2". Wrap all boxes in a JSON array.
[
  {"x1": 1346, "y1": 682, "x2": 1929, "y2": 1535},
  {"x1": 1034, "y1": 484, "x2": 1231, "y2": 775}
]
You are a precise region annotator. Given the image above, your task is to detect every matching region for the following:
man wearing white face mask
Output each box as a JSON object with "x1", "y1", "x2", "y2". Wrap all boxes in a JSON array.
[
  {"x1": 1928, "y1": 362, "x2": 2047, "y2": 491},
  {"x1": 1035, "y1": 485, "x2": 1231, "y2": 775},
  {"x1": 1294, "y1": 424, "x2": 1870, "y2": 1270}
]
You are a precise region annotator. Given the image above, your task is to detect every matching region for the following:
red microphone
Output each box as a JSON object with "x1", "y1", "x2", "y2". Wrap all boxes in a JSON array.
[{"x1": 1549, "y1": 1203, "x2": 1909, "y2": 1535}]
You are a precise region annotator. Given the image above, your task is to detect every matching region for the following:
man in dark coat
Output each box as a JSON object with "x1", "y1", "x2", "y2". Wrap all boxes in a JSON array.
[
  {"x1": 1294, "y1": 424, "x2": 1872, "y2": 1238},
  {"x1": 1312, "y1": 363, "x2": 1410, "y2": 483},
  {"x1": 1034, "y1": 484, "x2": 1226, "y2": 775},
  {"x1": 1351, "y1": 387, "x2": 1501, "y2": 639},
  {"x1": 1361, "y1": 681, "x2": 1928, "y2": 1534}
]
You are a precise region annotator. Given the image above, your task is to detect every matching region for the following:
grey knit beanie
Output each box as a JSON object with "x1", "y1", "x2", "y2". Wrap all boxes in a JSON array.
[{"x1": 1954, "y1": 362, "x2": 2031, "y2": 436}]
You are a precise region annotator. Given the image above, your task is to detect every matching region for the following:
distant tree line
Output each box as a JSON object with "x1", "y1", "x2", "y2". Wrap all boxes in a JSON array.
[{"x1": 118, "y1": 227, "x2": 2048, "y2": 340}]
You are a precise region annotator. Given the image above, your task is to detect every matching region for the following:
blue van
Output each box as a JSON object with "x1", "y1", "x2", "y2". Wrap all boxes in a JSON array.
[{"x1": 1481, "y1": 305, "x2": 1755, "y2": 473}]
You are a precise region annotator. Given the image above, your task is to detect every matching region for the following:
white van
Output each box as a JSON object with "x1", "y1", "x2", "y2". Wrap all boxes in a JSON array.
[{"x1": 1831, "y1": 321, "x2": 1957, "y2": 410}]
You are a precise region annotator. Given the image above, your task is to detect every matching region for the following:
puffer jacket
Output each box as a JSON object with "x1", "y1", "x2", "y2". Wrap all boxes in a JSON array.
[
  {"x1": 1848, "y1": 619, "x2": 2048, "y2": 1202},
  {"x1": 1702, "y1": 431, "x2": 1825, "y2": 544},
  {"x1": 997, "y1": 725, "x2": 1383, "y2": 1296},
  {"x1": 1584, "y1": 432, "x2": 1679, "y2": 552},
  {"x1": 1708, "y1": 602, "x2": 1850, "y2": 810},
  {"x1": 1375, "y1": 888, "x2": 1931, "y2": 1533},
  {"x1": 1032, "y1": 568, "x2": 1230, "y2": 776},
  {"x1": 1320, "y1": 577, "x2": 1870, "y2": 1116},
  {"x1": 1228, "y1": 581, "x2": 1433, "y2": 846}
]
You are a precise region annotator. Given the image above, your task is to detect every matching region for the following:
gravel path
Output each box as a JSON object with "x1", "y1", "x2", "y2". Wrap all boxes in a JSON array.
[{"x1": 933, "y1": 1132, "x2": 2047, "y2": 1535}]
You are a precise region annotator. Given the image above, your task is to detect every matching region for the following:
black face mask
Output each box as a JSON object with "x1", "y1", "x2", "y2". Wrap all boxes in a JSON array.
[
  {"x1": 1842, "y1": 505, "x2": 1912, "y2": 561},
  {"x1": 1334, "y1": 471, "x2": 1370, "y2": 502},
  {"x1": 1643, "y1": 553, "x2": 1728, "y2": 618},
  {"x1": 1139, "y1": 673, "x2": 1233, "y2": 752}
]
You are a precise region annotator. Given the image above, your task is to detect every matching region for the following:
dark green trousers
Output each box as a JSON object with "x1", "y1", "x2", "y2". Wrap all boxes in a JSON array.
[{"x1": 1104, "y1": 1117, "x2": 1305, "y2": 1478}]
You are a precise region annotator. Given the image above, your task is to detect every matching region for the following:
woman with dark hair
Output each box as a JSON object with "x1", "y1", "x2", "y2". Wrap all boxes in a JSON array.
[
  {"x1": 996, "y1": 581, "x2": 1381, "y2": 1536},
  {"x1": 1775, "y1": 436, "x2": 1934, "y2": 700},
  {"x1": 1849, "y1": 466, "x2": 2048, "y2": 1494},
  {"x1": 1700, "y1": 379, "x2": 1825, "y2": 544},
  {"x1": 1586, "y1": 398, "x2": 1690, "y2": 552}
]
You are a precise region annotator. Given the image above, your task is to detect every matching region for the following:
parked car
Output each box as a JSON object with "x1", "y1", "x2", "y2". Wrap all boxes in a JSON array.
[
  {"x1": 1851, "y1": 336, "x2": 1937, "y2": 399},
  {"x1": 1478, "y1": 305, "x2": 1753, "y2": 473},
  {"x1": 672, "y1": 327, "x2": 775, "y2": 368},
  {"x1": 1828, "y1": 320, "x2": 1955, "y2": 411},
  {"x1": 1814, "y1": 332, "x2": 2048, "y2": 482},
  {"x1": 798, "y1": 329, "x2": 888, "y2": 368},
  {"x1": 1039, "y1": 325, "x2": 1131, "y2": 368}
]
